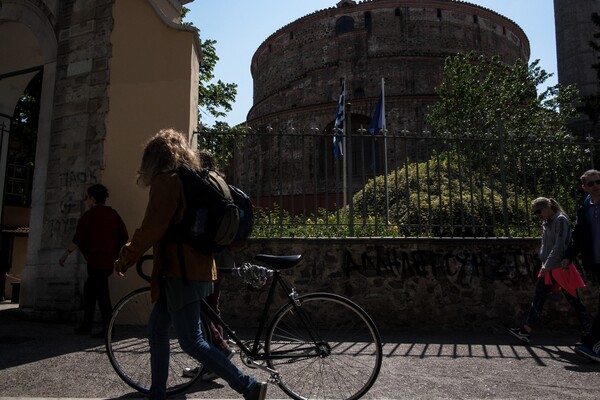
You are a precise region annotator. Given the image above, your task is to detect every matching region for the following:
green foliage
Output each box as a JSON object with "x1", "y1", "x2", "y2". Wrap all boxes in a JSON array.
[
  {"x1": 180, "y1": 7, "x2": 238, "y2": 127},
  {"x1": 424, "y1": 52, "x2": 585, "y2": 212},
  {"x1": 426, "y1": 53, "x2": 578, "y2": 139},
  {"x1": 252, "y1": 205, "x2": 400, "y2": 238},
  {"x1": 198, "y1": 39, "x2": 237, "y2": 122},
  {"x1": 352, "y1": 157, "x2": 532, "y2": 237},
  {"x1": 197, "y1": 123, "x2": 248, "y2": 169}
]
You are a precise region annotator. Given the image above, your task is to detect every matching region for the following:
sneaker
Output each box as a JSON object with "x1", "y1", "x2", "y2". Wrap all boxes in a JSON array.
[
  {"x1": 244, "y1": 382, "x2": 268, "y2": 400},
  {"x1": 507, "y1": 327, "x2": 531, "y2": 344},
  {"x1": 182, "y1": 367, "x2": 199, "y2": 378},
  {"x1": 223, "y1": 346, "x2": 236, "y2": 359},
  {"x1": 574, "y1": 344, "x2": 600, "y2": 362}
]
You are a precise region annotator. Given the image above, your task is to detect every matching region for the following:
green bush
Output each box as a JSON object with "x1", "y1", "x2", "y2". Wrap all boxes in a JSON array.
[{"x1": 353, "y1": 158, "x2": 534, "y2": 237}]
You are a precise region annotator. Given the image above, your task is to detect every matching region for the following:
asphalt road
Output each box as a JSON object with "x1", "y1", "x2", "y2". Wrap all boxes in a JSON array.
[{"x1": 1, "y1": 301, "x2": 599, "y2": 399}]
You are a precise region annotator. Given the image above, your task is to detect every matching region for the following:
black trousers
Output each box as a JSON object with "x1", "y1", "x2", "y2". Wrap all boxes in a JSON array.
[
  {"x1": 580, "y1": 264, "x2": 600, "y2": 347},
  {"x1": 81, "y1": 266, "x2": 113, "y2": 331}
]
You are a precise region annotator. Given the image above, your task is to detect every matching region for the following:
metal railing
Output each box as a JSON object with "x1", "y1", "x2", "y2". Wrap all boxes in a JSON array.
[{"x1": 199, "y1": 127, "x2": 599, "y2": 238}]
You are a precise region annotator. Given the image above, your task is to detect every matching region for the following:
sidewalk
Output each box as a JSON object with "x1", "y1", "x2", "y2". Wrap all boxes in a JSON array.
[{"x1": 1, "y1": 300, "x2": 599, "y2": 399}]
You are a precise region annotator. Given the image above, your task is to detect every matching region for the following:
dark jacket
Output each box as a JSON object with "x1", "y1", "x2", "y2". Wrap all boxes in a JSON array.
[
  {"x1": 563, "y1": 196, "x2": 594, "y2": 271},
  {"x1": 114, "y1": 172, "x2": 217, "y2": 302},
  {"x1": 73, "y1": 204, "x2": 128, "y2": 270}
]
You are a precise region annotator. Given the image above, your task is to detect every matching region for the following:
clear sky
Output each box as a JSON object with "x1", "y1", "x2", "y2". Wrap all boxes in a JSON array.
[{"x1": 186, "y1": 0, "x2": 557, "y2": 127}]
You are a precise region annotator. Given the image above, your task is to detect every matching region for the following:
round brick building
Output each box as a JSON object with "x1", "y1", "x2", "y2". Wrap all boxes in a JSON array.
[
  {"x1": 247, "y1": 0, "x2": 529, "y2": 132},
  {"x1": 240, "y1": 0, "x2": 530, "y2": 213}
]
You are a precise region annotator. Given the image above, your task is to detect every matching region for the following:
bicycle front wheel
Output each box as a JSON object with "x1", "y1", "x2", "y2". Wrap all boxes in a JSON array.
[
  {"x1": 105, "y1": 287, "x2": 207, "y2": 395},
  {"x1": 265, "y1": 293, "x2": 382, "y2": 400}
]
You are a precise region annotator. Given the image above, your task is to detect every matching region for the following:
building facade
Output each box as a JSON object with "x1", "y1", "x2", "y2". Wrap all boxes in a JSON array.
[
  {"x1": 554, "y1": 0, "x2": 600, "y2": 137},
  {"x1": 0, "y1": 0, "x2": 200, "y2": 317}
]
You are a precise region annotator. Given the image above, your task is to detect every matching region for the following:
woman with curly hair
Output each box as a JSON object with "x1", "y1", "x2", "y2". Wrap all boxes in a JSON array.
[{"x1": 114, "y1": 129, "x2": 266, "y2": 400}]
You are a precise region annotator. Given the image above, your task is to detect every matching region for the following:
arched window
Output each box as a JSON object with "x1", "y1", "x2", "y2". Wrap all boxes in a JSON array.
[
  {"x1": 364, "y1": 12, "x2": 372, "y2": 32},
  {"x1": 336, "y1": 16, "x2": 355, "y2": 34},
  {"x1": 353, "y1": 88, "x2": 365, "y2": 99}
]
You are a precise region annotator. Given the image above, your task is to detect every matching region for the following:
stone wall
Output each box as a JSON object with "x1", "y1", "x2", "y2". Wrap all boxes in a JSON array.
[{"x1": 218, "y1": 238, "x2": 599, "y2": 333}]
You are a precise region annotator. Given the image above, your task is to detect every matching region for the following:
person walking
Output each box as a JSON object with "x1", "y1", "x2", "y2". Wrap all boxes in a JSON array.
[
  {"x1": 59, "y1": 184, "x2": 128, "y2": 338},
  {"x1": 182, "y1": 150, "x2": 236, "y2": 381},
  {"x1": 508, "y1": 197, "x2": 590, "y2": 344},
  {"x1": 113, "y1": 129, "x2": 267, "y2": 400},
  {"x1": 562, "y1": 169, "x2": 600, "y2": 361}
]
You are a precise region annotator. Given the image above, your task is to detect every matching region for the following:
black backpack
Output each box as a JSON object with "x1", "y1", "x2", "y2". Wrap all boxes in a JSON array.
[
  {"x1": 228, "y1": 184, "x2": 254, "y2": 249},
  {"x1": 170, "y1": 166, "x2": 240, "y2": 255}
]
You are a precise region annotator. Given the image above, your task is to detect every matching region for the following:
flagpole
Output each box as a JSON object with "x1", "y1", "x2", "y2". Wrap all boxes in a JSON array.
[
  {"x1": 342, "y1": 77, "x2": 348, "y2": 207},
  {"x1": 382, "y1": 77, "x2": 389, "y2": 224}
]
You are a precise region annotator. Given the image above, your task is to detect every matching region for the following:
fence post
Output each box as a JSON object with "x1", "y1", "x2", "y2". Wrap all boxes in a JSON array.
[
  {"x1": 347, "y1": 103, "x2": 354, "y2": 236},
  {"x1": 496, "y1": 116, "x2": 511, "y2": 237}
]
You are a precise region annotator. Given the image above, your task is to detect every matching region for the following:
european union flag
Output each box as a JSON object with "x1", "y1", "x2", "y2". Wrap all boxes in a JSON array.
[
  {"x1": 369, "y1": 90, "x2": 384, "y2": 135},
  {"x1": 333, "y1": 81, "x2": 345, "y2": 160}
]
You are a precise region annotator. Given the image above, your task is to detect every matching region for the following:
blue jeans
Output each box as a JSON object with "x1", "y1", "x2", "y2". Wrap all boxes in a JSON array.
[{"x1": 147, "y1": 296, "x2": 257, "y2": 399}]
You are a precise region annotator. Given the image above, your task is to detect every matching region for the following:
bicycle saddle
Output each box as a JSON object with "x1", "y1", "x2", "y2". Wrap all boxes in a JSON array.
[{"x1": 254, "y1": 254, "x2": 303, "y2": 269}]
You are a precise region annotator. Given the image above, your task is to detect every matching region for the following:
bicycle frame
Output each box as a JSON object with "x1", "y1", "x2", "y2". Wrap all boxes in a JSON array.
[
  {"x1": 200, "y1": 267, "x2": 322, "y2": 369},
  {"x1": 109, "y1": 254, "x2": 383, "y2": 399}
]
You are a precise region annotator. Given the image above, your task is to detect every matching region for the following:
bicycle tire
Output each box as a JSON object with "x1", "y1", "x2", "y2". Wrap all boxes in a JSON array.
[
  {"x1": 105, "y1": 287, "x2": 210, "y2": 395},
  {"x1": 265, "y1": 293, "x2": 383, "y2": 400}
]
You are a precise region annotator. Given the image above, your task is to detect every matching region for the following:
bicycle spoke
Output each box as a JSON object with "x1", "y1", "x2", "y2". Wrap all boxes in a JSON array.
[
  {"x1": 105, "y1": 288, "x2": 204, "y2": 395},
  {"x1": 266, "y1": 293, "x2": 382, "y2": 400}
]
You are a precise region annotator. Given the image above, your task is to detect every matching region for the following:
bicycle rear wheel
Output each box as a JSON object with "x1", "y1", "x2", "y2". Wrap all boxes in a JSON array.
[
  {"x1": 265, "y1": 293, "x2": 382, "y2": 400},
  {"x1": 105, "y1": 287, "x2": 209, "y2": 395}
]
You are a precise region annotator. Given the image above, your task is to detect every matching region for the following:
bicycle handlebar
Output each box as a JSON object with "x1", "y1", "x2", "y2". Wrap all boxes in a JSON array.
[
  {"x1": 132, "y1": 253, "x2": 303, "y2": 284},
  {"x1": 135, "y1": 254, "x2": 153, "y2": 283}
]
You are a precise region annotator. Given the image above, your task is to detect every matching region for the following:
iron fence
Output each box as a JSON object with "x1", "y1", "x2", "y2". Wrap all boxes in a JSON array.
[{"x1": 199, "y1": 127, "x2": 600, "y2": 238}]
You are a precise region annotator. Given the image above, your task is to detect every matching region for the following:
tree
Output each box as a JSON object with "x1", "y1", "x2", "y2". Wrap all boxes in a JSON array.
[
  {"x1": 180, "y1": 7, "x2": 245, "y2": 169},
  {"x1": 181, "y1": 7, "x2": 238, "y2": 127},
  {"x1": 198, "y1": 39, "x2": 237, "y2": 123},
  {"x1": 425, "y1": 52, "x2": 578, "y2": 139}
]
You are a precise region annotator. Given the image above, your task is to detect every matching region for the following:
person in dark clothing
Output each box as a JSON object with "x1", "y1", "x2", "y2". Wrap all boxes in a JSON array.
[
  {"x1": 562, "y1": 169, "x2": 600, "y2": 361},
  {"x1": 59, "y1": 184, "x2": 128, "y2": 338}
]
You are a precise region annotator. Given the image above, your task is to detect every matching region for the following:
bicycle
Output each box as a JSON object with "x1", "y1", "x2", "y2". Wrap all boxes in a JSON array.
[{"x1": 106, "y1": 253, "x2": 383, "y2": 399}]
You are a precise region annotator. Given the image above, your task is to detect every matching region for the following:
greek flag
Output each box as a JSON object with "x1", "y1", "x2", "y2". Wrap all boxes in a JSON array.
[{"x1": 333, "y1": 81, "x2": 345, "y2": 160}]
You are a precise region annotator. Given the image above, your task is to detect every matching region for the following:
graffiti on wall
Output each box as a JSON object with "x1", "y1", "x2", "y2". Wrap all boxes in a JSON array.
[
  {"x1": 46, "y1": 168, "x2": 100, "y2": 239},
  {"x1": 342, "y1": 247, "x2": 539, "y2": 283},
  {"x1": 59, "y1": 168, "x2": 99, "y2": 188},
  {"x1": 46, "y1": 217, "x2": 79, "y2": 238}
]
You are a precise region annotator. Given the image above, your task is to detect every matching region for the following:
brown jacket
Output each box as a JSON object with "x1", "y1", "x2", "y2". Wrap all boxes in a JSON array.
[{"x1": 115, "y1": 172, "x2": 216, "y2": 301}]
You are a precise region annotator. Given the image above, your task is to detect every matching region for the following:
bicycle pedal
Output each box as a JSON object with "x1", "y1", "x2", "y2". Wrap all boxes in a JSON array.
[{"x1": 268, "y1": 373, "x2": 280, "y2": 385}]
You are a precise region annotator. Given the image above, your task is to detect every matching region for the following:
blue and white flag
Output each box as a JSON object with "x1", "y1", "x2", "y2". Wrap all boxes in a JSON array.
[{"x1": 333, "y1": 80, "x2": 345, "y2": 160}]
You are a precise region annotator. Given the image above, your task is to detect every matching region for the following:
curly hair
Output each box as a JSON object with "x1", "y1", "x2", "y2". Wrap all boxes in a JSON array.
[{"x1": 137, "y1": 128, "x2": 200, "y2": 187}]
